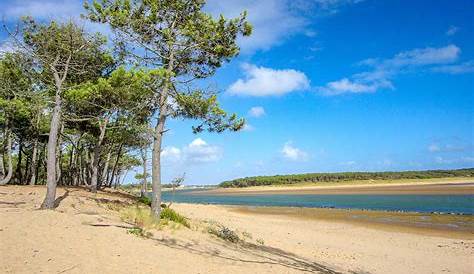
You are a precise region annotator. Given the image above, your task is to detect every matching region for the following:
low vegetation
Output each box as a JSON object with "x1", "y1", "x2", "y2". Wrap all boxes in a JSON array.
[
  {"x1": 219, "y1": 168, "x2": 474, "y2": 188},
  {"x1": 208, "y1": 225, "x2": 240, "y2": 243}
]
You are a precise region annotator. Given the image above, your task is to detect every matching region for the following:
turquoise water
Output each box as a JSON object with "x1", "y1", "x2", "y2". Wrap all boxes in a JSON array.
[{"x1": 161, "y1": 189, "x2": 474, "y2": 214}]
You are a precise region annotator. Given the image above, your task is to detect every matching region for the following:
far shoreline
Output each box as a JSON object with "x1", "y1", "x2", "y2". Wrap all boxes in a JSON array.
[{"x1": 198, "y1": 177, "x2": 474, "y2": 195}]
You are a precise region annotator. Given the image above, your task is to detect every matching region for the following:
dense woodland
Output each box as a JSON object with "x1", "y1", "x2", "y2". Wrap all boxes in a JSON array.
[
  {"x1": 219, "y1": 168, "x2": 474, "y2": 188},
  {"x1": 0, "y1": 0, "x2": 251, "y2": 217}
]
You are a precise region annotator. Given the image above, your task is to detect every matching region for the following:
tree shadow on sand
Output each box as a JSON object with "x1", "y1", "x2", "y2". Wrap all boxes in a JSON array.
[{"x1": 151, "y1": 235, "x2": 343, "y2": 274}]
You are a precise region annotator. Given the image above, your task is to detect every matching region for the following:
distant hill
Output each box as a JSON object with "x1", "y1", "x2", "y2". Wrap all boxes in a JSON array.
[{"x1": 218, "y1": 168, "x2": 474, "y2": 188}]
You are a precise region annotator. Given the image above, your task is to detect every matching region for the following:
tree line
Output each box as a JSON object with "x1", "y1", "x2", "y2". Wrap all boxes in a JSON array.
[
  {"x1": 0, "y1": 0, "x2": 252, "y2": 217},
  {"x1": 218, "y1": 168, "x2": 474, "y2": 188}
]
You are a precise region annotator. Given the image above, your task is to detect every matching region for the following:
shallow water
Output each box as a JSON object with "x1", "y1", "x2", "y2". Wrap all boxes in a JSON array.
[{"x1": 161, "y1": 189, "x2": 474, "y2": 214}]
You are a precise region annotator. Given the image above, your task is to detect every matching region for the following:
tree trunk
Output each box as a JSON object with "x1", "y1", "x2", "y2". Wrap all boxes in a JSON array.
[
  {"x1": 56, "y1": 123, "x2": 64, "y2": 185},
  {"x1": 15, "y1": 140, "x2": 23, "y2": 184},
  {"x1": 151, "y1": 54, "x2": 174, "y2": 217},
  {"x1": 109, "y1": 143, "x2": 123, "y2": 187},
  {"x1": 151, "y1": 111, "x2": 167, "y2": 216},
  {"x1": 90, "y1": 119, "x2": 107, "y2": 193},
  {"x1": 140, "y1": 147, "x2": 148, "y2": 197},
  {"x1": 0, "y1": 127, "x2": 13, "y2": 185},
  {"x1": 100, "y1": 149, "x2": 112, "y2": 189},
  {"x1": 41, "y1": 56, "x2": 69, "y2": 209},
  {"x1": 29, "y1": 139, "x2": 38, "y2": 185},
  {"x1": 41, "y1": 90, "x2": 61, "y2": 208}
]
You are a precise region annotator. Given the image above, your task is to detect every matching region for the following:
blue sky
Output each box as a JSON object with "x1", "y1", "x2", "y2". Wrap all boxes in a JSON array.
[{"x1": 1, "y1": 0, "x2": 473, "y2": 185}]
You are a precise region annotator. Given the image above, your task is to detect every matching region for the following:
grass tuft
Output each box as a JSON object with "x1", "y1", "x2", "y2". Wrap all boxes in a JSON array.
[{"x1": 160, "y1": 207, "x2": 190, "y2": 228}]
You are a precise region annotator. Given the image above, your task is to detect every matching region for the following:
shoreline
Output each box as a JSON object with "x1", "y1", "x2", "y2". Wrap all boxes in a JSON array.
[{"x1": 200, "y1": 177, "x2": 474, "y2": 195}]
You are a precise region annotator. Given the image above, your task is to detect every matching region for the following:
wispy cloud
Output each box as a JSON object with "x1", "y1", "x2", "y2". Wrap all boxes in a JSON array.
[
  {"x1": 228, "y1": 63, "x2": 310, "y2": 96},
  {"x1": 432, "y1": 61, "x2": 474, "y2": 74},
  {"x1": 446, "y1": 25, "x2": 459, "y2": 36},
  {"x1": 319, "y1": 44, "x2": 467, "y2": 95},
  {"x1": 248, "y1": 106, "x2": 266, "y2": 118},
  {"x1": 206, "y1": 0, "x2": 363, "y2": 52}
]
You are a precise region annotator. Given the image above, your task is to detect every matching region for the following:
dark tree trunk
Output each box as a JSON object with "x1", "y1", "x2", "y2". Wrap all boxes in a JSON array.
[
  {"x1": 15, "y1": 140, "x2": 23, "y2": 184},
  {"x1": 90, "y1": 119, "x2": 107, "y2": 193},
  {"x1": 109, "y1": 143, "x2": 123, "y2": 187},
  {"x1": 0, "y1": 126, "x2": 13, "y2": 185}
]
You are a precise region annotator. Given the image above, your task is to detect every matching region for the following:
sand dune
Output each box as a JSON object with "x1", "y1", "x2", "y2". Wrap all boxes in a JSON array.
[{"x1": 1, "y1": 185, "x2": 473, "y2": 274}]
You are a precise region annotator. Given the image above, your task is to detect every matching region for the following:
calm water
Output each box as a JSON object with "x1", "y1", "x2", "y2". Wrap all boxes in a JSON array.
[{"x1": 161, "y1": 189, "x2": 474, "y2": 214}]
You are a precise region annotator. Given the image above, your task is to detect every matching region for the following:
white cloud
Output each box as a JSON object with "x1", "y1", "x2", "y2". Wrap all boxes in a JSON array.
[
  {"x1": 206, "y1": 0, "x2": 363, "y2": 52},
  {"x1": 319, "y1": 78, "x2": 393, "y2": 95},
  {"x1": 446, "y1": 26, "x2": 459, "y2": 36},
  {"x1": 161, "y1": 138, "x2": 222, "y2": 165},
  {"x1": 161, "y1": 146, "x2": 182, "y2": 162},
  {"x1": 319, "y1": 45, "x2": 464, "y2": 95},
  {"x1": 248, "y1": 106, "x2": 266, "y2": 117},
  {"x1": 228, "y1": 63, "x2": 310, "y2": 96},
  {"x1": 281, "y1": 141, "x2": 308, "y2": 161},
  {"x1": 183, "y1": 138, "x2": 222, "y2": 164}
]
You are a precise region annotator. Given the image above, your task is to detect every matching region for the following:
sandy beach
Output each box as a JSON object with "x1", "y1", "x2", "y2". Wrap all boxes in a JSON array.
[
  {"x1": 1, "y1": 185, "x2": 473, "y2": 274},
  {"x1": 203, "y1": 178, "x2": 474, "y2": 195}
]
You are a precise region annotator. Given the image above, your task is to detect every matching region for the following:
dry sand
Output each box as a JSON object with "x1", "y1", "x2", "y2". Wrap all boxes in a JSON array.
[
  {"x1": 203, "y1": 178, "x2": 474, "y2": 195},
  {"x1": 1, "y1": 185, "x2": 473, "y2": 274}
]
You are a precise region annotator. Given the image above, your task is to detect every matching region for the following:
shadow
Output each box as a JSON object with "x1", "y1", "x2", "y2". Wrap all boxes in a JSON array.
[
  {"x1": 151, "y1": 236, "x2": 342, "y2": 274},
  {"x1": 54, "y1": 189, "x2": 72, "y2": 208},
  {"x1": 0, "y1": 201, "x2": 26, "y2": 206}
]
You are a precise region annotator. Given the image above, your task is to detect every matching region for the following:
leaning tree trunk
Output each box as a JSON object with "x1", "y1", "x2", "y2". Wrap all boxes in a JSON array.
[
  {"x1": 41, "y1": 91, "x2": 62, "y2": 208},
  {"x1": 100, "y1": 149, "x2": 112, "y2": 189},
  {"x1": 0, "y1": 127, "x2": 13, "y2": 185},
  {"x1": 109, "y1": 143, "x2": 123, "y2": 187},
  {"x1": 41, "y1": 56, "x2": 69, "y2": 209}
]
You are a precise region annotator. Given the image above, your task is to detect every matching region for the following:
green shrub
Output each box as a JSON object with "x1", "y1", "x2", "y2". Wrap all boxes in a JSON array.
[
  {"x1": 138, "y1": 196, "x2": 151, "y2": 206},
  {"x1": 160, "y1": 207, "x2": 190, "y2": 228}
]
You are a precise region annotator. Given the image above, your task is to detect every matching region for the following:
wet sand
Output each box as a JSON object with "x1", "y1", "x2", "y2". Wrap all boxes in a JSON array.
[{"x1": 231, "y1": 206, "x2": 474, "y2": 239}]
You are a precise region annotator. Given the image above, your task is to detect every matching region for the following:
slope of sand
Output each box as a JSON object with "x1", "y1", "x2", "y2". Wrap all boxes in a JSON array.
[
  {"x1": 204, "y1": 177, "x2": 474, "y2": 195},
  {"x1": 1, "y1": 185, "x2": 473, "y2": 274}
]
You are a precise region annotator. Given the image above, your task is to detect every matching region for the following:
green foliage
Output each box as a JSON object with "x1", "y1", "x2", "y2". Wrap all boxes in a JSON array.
[
  {"x1": 84, "y1": 0, "x2": 249, "y2": 133},
  {"x1": 21, "y1": 17, "x2": 114, "y2": 86},
  {"x1": 138, "y1": 196, "x2": 152, "y2": 206},
  {"x1": 219, "y1": 168, "x2": 474, "y2": 188},
  {"x1": 160, "y1": 207, "x2": 190, "y2": 228}
]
